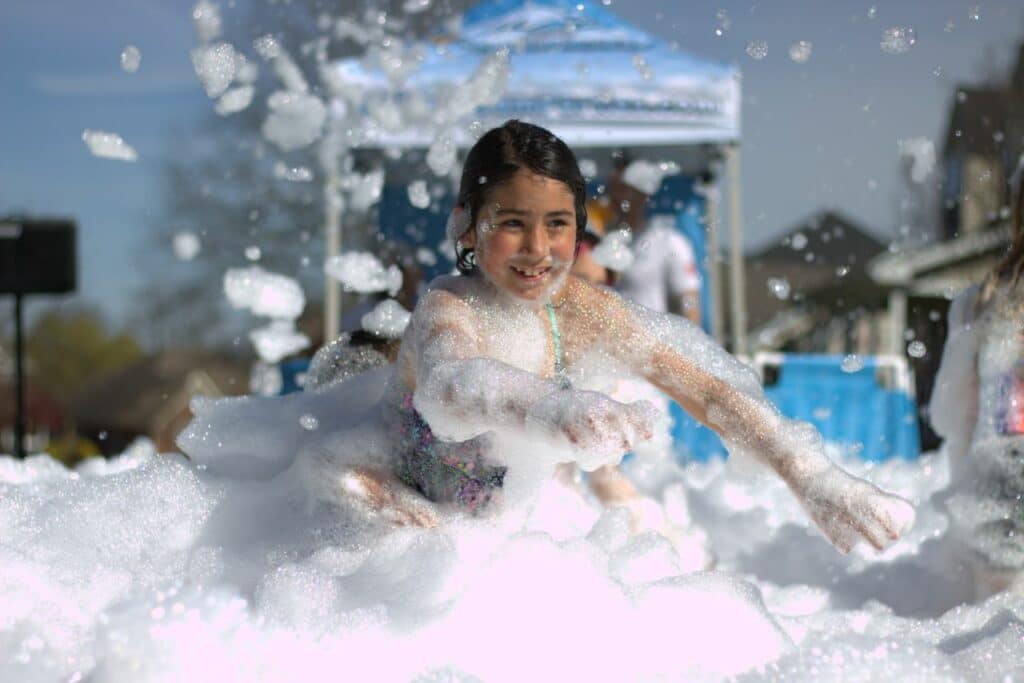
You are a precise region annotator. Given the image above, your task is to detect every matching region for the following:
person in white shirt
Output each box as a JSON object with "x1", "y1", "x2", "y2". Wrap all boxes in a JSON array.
[{"x1": 609, "y1": 159, "x2": 703, "y2": 325}]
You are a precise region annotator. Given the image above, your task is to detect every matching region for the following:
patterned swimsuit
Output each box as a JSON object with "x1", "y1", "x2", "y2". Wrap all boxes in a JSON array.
[{"x1": 393, "y1": 302, "x2": 568, "y2": 514}]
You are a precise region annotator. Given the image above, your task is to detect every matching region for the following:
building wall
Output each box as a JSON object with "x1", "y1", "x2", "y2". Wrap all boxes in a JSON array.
[{"x1": 961, "y1": 154, "x2": 1004, "y2": 235}]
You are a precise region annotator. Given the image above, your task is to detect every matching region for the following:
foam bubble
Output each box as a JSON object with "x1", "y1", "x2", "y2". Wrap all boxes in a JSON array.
[
  {"x1": 82, "y1": 130, "x2": 137, "y2": 162},
  {"x1": 224, "y1": 266, "x2": 305, "y2": 319},
  {"x1": 360, "y1": 299, "x2": 411, "y2": 339},
  {"x1": 120, "y1": 45, "x2": 141, "y2": 73},
  {"x1": 324, "y1": 252, "x2": 402, "y2": 295}
]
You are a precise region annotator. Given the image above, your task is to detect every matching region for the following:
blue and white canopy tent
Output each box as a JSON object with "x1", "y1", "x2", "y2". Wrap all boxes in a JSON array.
[{"x1": 328, "y1": 0, "x2": 747, "y2": 351}]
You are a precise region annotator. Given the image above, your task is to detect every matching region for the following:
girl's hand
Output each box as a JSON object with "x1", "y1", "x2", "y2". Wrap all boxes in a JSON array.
[
  {"x1": 789, "y1": 466, "x2": 915, "y2": 553},
  {"x1": 528, "y1": 390, "x2": 658, "y2": 459}
]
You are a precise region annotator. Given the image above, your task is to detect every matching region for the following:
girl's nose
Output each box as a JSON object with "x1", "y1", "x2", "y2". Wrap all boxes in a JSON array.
[{"x1": 521, "y1": 224, "x2": 548, "y2": 255}]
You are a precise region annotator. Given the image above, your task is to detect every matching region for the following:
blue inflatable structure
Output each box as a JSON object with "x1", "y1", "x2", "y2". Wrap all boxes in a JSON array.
[{"x1": 671, "y1": 353, "x2": 921, "y2": 463}]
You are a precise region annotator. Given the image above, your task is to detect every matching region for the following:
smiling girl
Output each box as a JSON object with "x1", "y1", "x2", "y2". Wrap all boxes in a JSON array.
[{"x1": 302, "y1": 120, "x2": 913, "y2": 553}]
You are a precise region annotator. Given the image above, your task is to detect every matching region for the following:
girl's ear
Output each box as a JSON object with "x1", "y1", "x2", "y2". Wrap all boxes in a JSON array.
[{"x1": 457, "y1": 207, "x2": 476, "y2": 249}]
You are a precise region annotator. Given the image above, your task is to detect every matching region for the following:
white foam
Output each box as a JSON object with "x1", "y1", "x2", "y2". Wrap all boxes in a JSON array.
[
  {"x1": 591, "y1": 228, "x2": 635, "y2": 271},
  {"x1": 223, "y1": 266, "x2": 305, "y2": 319},
  {"x1": 173, "y1": 231, "x2": 201, "y2": 261},
  {"x1": 881, "y1": 27, "x2": 916, "y2": 54},
  {"x1": 407, "y1": 180, "x2": 431, "y2": 209},
  {"x1": 81, "y1": 130, "x2": 137, "y2": 162},
  {"x1": 622, "y1": 159, "x2": 680, "y2": 195},
  {"x1": 216, "y1": 86, "x2": 254, "y2": 115},
  {"x1": 250, "y1": 319, "x2": 310, "y2": 363},
  {"x1": 898, "y1": 137, "x2": 936, "y2": 183},
  {"x1": 191, "y1": 42, "x2": 240, "y2": 98},
  {"x1": 191, "y1": 0, "x2": 222, "y2": 44},
  {"x1": 273, "y1": 162, "x2": 314, "y2": 183},
  {"x1": 426, "y1": 131, "x2": 456, "y2": 177},
  {"x1": 324, "y1": 252, "x2": 402, "y2": 295},
  {"x1": 343, "y1": 169, "x2": 385, "y2": 212},
  {"x1": 360, "y1": 299, "x2": 410, "y2": 339},
  {"x1": 261, "y1": 91, "x2": 327, "y2": 152},
  {"x1": 120, "y1": 45, "x2": 141, "y2": 73}
]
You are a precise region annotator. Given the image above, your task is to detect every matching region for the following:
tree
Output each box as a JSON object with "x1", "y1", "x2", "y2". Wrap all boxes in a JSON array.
[{"x1": 24, "y1": 307, "x2": 143, "y2": 399}]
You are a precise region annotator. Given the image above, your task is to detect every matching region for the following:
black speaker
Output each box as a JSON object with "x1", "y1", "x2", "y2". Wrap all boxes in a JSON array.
[{"x1": 0, "y1": 218, "x2": 77, "y2": 294}]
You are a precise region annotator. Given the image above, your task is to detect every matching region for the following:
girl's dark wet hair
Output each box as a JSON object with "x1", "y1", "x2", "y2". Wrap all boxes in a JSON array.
[{"x1": 454, "y1": 120, "x2": 588, "y2": 273}]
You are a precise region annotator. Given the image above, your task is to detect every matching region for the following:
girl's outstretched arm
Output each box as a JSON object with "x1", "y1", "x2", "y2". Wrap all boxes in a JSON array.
[
  {"x1": 410, "y1": 288, "x2": 656, "y2": 461},
  {"x1": 609, "y1": 300, "x2": 914, "y2": 553}
]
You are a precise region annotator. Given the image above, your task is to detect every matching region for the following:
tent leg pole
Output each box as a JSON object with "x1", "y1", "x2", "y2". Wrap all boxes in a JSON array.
[
  {"x1": 726, "y1": 145, "x2": 747, "y2": 356},
  {"x1": 324, "y1": 171, "x2": 341, "y2": 344},
  {"x1": 705, "y1": 179, "x2": 724, "y2": 345},
  {"x1": 13, "y1": 292, "x2": 26, "y2": 458}
]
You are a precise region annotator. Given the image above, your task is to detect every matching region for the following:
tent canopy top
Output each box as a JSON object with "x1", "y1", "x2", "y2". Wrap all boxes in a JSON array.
[{"x1": 335, "y1": 0, "x2": 740, "y2": 148}]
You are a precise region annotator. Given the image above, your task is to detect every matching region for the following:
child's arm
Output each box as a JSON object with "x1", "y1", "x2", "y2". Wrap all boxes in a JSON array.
[
  {"x1": 411, "y1": 289, "x2": 655, "y2": 460},
  {"x1": 600, "y1": 296, "x2": 914, "y2": 553}
]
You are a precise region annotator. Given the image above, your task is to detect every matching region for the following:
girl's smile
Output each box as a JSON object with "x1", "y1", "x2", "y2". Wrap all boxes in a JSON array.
[{"x1": 461, "y1": 170, "x2": 578, "y2": 302}]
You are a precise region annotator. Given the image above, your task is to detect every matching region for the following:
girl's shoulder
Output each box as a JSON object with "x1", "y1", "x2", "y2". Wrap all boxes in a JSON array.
[
  {"x1": 413, "y1": 276, "x2": 479, "y2": 323},
  {"x1": 420, "y1": 274, "x2": 472, "y2": 302},
  {"x1": 560, "y1": 277, "x2": 638, "y2": 333},
  {"x1": 563, "y1": 276, "x2": 630, "y2": 314}
]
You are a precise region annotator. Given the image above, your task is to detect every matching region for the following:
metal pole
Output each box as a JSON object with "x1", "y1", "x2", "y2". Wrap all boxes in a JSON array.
[
  {"x1": 324, "y1": 171, "x2": 341, "y2": 343},
  {"x1": 726, "y1": 145, "x2": 747, "y2": 355},
  {"x1": 703, "y1": 181, "x2": 724, "y2": 345},
  {"x1": 13, "y1": 292, "x2": 26, "y2": 458},
  {"x1": 887, "y1": 288, "x2": 908, "y2": 356}
]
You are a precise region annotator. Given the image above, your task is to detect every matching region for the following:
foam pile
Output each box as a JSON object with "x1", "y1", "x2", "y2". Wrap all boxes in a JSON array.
[{"x1": 3, "y1": 407, "x2": 1024, "y2": 681}]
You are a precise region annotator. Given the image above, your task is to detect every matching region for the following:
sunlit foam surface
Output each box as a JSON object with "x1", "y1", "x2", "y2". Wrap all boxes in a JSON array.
[{"x1": 1, "y1": 436, "x2": 1022, "y2": 681}]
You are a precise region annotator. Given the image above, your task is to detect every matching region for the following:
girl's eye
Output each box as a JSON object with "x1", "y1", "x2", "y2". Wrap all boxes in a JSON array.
[
  {"x1": 548, "y1": 220, "x2": 569, "y2": 230},
  {"x1": 499, "y1": 220, "x2": 524, "y2": 229}
]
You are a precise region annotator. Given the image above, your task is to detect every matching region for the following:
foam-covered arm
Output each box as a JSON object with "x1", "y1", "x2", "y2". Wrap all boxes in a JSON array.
[
  {"x1": 410, "y1": 290, "x2": 656, "y2": 458},
  {"x1": 622, "y1": 304, "x2": 914, "y2": 553}
]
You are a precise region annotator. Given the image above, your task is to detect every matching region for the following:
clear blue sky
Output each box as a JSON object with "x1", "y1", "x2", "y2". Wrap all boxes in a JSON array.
[{"x1": 2, "y1": 0, "x2": 1023, "y2": 331}]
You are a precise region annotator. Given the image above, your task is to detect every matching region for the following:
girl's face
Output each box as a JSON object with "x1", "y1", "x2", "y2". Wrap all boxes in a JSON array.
[{"x1": 462, "y1": 170, "x2": 578, "y2": 303}]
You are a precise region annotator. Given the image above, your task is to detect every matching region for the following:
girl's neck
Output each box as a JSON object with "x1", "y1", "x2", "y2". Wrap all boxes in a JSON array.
[{"x1": 469, "y1": 268, "x2": 570, "y2": 312}]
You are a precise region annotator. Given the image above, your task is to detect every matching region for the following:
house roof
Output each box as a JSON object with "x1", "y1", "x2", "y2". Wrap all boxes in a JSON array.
[
  {"x1": 942, "y1": 87, "x2": 1008, "y2": 158},
  {"x1": 730, "y1": 210, "x2": 891, "y2": 333}
]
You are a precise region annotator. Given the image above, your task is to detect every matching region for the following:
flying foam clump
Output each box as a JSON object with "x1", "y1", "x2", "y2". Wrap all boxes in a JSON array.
[{"x1": 324, "y1": 252, "x2": 402, "y2": 296}]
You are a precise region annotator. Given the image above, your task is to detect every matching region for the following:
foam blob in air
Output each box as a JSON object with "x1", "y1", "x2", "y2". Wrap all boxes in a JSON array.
[
  {"x1": 262, "y1": 91, "x2": 327, "y2": 152},
  {"x1": 360, "y1": 299, "x2": 411, "y2": 339},
  {"x1": 407, "y1": 180, "x2": 431, "y2": 209},
  {"x1": 223, "y1": 266, "x2": 305, "y2": 319},
  {"x1": 898, "y1": 137, "x2": 936, "y2": 183},
  {"x1": 173, "y1": 231, "x2": 201, "y2": 261},
  {"x1": 592, "y1": 228, "x2": 635, "y2": 272},
  {"x1": 120, "y1": 45, "x2": 141, "y2": 73},
  {"x1": 622, "y1": 160, "x2": 680, "y2": 195},
  {"x1": 82, "y1": 130, "x2": 138, "y2": 162},
  {"x1": 192, "y1": 0, "x2": 222, "y2": 43},
  {"x1": 191, "y1": 42, "x2": 241, "y2": 98},
  {"x1": 324, "y1": 252, "x2": 402, "y2": 296},
  {"x1": 250, "y1": 319, "x2": 310, "y2": 363},
  {"x1": 216, "y1": 86, "x2": 254, "y2": 115}
]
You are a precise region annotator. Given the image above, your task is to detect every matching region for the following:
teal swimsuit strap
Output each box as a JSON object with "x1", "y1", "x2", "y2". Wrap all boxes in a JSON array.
[{"x1": 546, "y1": 301, "x2": 570, "y2": 388}]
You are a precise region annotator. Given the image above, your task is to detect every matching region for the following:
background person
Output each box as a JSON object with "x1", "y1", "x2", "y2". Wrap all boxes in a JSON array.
[
  {"x1": 931, "y1": 158, "x2": 1024, "y2": 596},
  {"x1": 608, "y1": 157, "x2": 703, "y2": 325}
]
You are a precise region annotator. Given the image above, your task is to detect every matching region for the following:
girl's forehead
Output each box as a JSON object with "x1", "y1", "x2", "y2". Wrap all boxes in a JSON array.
[{"x1": 483, "y1": 171, "x2": 575, "y2": 211}]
